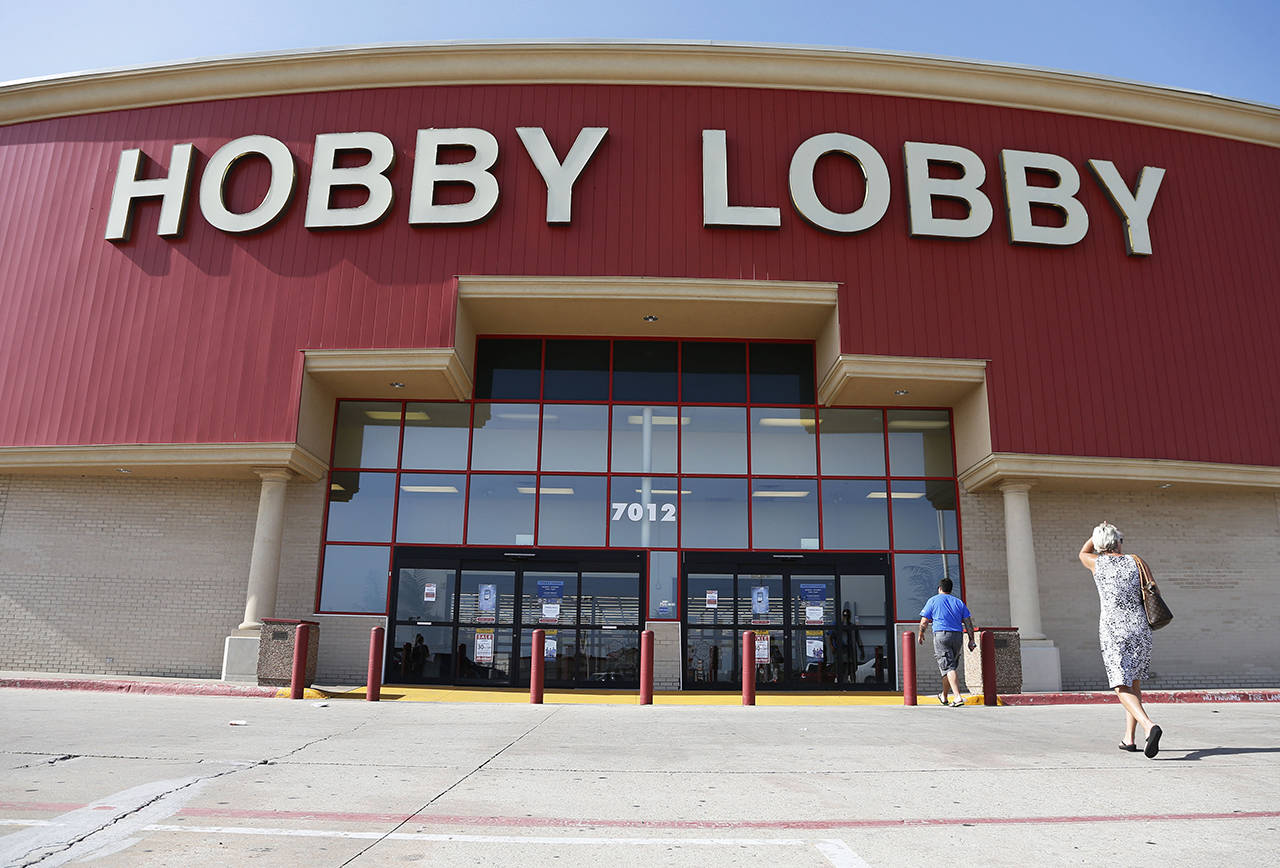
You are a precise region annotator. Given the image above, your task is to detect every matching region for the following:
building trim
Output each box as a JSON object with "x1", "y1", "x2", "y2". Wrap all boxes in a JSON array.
[
  {"x1": 0, "y1": 443, "x2": 327, "y2": 481},
  {"x1": 818, "y1": 354, "x2": 987, "y2": 406},
  {"x1": 2, "y1": 42, "x2": 1277, "y2": 146},
  {"x1": 959, "y1": 452, "x2": 1280, "y2": 493},
  {"x1": 304, "y1": 347, "x2": 473, "y2": 401}
]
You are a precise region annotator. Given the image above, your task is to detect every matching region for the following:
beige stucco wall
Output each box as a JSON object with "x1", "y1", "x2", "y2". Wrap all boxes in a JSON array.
[{"x1": 1, "y1": 474, "x2": 1277, "y2": 690}]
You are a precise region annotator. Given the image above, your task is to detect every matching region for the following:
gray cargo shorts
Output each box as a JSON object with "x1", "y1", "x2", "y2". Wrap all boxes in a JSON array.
[{"x1": 933, "y1": 631, "x2": 963, "y2": 674}]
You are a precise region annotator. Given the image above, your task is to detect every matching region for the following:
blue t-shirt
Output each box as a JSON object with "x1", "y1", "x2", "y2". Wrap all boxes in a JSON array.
[{"x1": 919, "y1": 593, "x2": 971, "y2": 633}]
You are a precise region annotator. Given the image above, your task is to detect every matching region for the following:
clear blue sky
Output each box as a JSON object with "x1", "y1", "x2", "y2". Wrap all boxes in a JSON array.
[{"x1": 3, "y1": 1, "x2": 1277, "y2": 106}]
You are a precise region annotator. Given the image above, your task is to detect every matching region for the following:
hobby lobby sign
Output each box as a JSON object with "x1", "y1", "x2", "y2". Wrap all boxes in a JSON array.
[{"x1": 105, "y1": 127, "x2": 1165, "y2": 256}]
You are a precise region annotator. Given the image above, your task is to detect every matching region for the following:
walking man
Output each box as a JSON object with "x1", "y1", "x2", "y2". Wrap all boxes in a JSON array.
[{"x1": 917, "y1": 578, "x2": 977, "y2": 706}]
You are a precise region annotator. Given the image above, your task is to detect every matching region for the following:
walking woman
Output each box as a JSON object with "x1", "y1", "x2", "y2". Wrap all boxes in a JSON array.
[{"x1": 1078, "y1": 521, "x2": 1162, "y2": 757}]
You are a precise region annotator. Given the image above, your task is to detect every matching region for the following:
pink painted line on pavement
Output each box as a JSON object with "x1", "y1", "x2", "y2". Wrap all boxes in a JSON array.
[
  {"x1": 7, "y1": 801, "x2": 1277, "y2": 830},
  {"x1": 1001, "y1": 690, "x2": 1280, "y2": 706},
  {"x1": 0, "y1": 677, "x2": 277, "y2": 698},
  {"x1": 176, "y1": 806, "x2": 1280, "y2": 831}
]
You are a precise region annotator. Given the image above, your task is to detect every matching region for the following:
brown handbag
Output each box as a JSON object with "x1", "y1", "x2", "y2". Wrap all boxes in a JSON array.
[{"x1": 1132, "y1": 555, "x2": 1173, "y2": 630}]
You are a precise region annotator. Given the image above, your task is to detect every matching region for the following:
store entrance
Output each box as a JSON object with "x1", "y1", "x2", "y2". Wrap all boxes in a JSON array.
[
  {"x1": 682, "y1": 552, "x2": 893, "y2": 690},
  {"x1": 386, "y1": 548, "x2": 645, "y2": 688}
]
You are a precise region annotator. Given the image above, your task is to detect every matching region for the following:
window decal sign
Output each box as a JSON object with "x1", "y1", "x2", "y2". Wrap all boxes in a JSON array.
[
  {"x1": 474, "y1": 629, "x2": 494, "y2": 664},
  {"x1": 544, "y1": 630, "x2": 558, "y2": 660},
  {"x1": 537, "y1": 579, "x2": 564, "y2": 623},
  {"x1": 476, "y1": 584, "x2": 497, "y2": 623},
  {"x1": 705, "y1": 589, "x2": 718, "y2": 609},
  {"x1": 751, "y1": 586, "x2": 770, "y2": 624},
  {"x1": 806, "y1": 631, "x2": 824, "y2": 661},
  {"x1": 755, "y1": 632, "x2": 770, "y2": 662},
  {"x1": 423, "y1": 583, "x2": 436, "y2": 603},
  {"x1": 800, "y1": 583, "x2": 826, "y2": 625}
]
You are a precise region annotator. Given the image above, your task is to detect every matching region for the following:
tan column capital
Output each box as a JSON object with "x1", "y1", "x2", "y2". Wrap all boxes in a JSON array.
[{"x1": 252, "y1": 467, "x2": 296, "y2": 484}]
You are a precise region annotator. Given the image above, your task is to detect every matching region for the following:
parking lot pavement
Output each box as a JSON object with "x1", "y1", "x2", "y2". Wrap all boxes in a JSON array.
[{"x1": 1, "y1": 690, "x2": 1277, "y2": 866}]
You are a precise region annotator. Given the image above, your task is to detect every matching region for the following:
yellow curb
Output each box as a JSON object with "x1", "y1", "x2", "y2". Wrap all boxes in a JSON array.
[
  {"x1": 312, "y1": 686, "x2": 921, "y2": 705},
  {"x1": 272, "y1": 687, "x2": 328, "y2": 700}
]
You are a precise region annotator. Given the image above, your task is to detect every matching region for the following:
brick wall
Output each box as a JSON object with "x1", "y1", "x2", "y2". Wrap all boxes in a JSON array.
[
  {"x1": 957, "y1": 486, "x2": 1280, "y2": 691},
  {"x1": 645, "y1": 620, "x2": 682, "y2": 690},
  {"x1": 2, "y1": 473, "x2": 1277, "y2": 690}
]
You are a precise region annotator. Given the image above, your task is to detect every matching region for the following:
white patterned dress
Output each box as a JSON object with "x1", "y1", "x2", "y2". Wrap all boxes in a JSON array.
[{"x1": 1092, "y1": 554, "x2": 1152, "y2": 688}]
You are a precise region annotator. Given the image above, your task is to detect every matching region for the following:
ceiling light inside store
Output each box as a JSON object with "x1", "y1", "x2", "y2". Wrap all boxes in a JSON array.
[
  {"x1": 752, "y1": 490, "x2": 812, "y2": 498},
  {"x1": 637, "y1": 489, "x2": 691, "y2": 495},
  {"x1": 496, "y1": 412, "x2": 547, "y2": 421},
  {"x1": 886, "y1": 420, "x2": 951, "y2": 429},
  {"x1": 330, "y1": 483, "x2": 345, "y2": 491},
  {"x1": 865, "y1": 491, "x2": 927, "y2": 499},
  {"x1": 400, "y1": 485, "x2": 459, "y2": 494},
  {"x1": 626, "y1": 415, "x2": 688, "y2": 425},
  {"x1": 364, "y1": 410, "x2": 406, "y2": 421},
  {"x1": 516, "y1": 486, "x2": 575, "y2": 495},
  {"x1": 757, "y1": 417, "x2": 816, "y2": 427}
]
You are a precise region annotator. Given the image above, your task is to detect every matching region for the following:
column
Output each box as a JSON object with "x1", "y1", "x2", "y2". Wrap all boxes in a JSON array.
[
  {"x1": 238, "y1": 468, "x2": 294, "y2": 630},
  {"x1": 999, "y1": 481, "x2": 1061, "y2": 691},
  {"x1": 224, "y1": 468, "x2": 294, "y2": 682}
]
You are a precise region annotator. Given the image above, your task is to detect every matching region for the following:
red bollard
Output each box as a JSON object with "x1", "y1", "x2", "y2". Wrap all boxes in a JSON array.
[
  {"x1": 981, "y1": 630, "x2": 998, "y2": 706},
  {"x1": 530, "y1": 629, "x2": 545, "y2": 704},
  {"x1": 742, "y1": 630, "x2": 756, "y2": 706},
  {"x1": 639, "y1": 630, "x2": 654, "y2": 705},
  {"x1": 902, "y1": 630, "x2": 917, "y2": 706},
  {"x1": 367, "y1": 626, "x2": 384, "y2": 702},
  {"x1": 290, "y1": 623, "x2": 309, "y2": 700}
]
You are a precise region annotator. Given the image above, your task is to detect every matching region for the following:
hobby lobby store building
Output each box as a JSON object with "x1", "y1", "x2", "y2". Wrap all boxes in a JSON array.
[{"x1": 1, "y1": 42, "x2": 1277, "y2": 693}]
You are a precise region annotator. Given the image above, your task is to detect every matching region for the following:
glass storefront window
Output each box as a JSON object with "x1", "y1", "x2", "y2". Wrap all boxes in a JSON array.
[
  {"x1": 580, "y1": 571, "x2": 641, "y2": 625},
  {"x1": 686, "y1": 573, "x2": 734, "y2": 625},
  {"x1": 544, "y1": 339, "x2": 609, "y2": 401},
  {"x1": 536, "y1": 475, "x2": 606, "y2": 547},
  {"x1": 750, "y1": 407, "x2": 816, "y2": 475},
  {"x1": 580, "y1": 629, "x2": 640, "y2": 684},
  {"x1": 894, "y1": 553, "x2": 961, "y2": 621},
  {"x1": 394, "y1": 567, "x2": 455, "y2": 622},
  {"x1": 470, "y1": 403, "x2": 539, "y2": 471},
  {"x1": 751, "y1": 479, "x2": 819, "y2": 549},
  {"x1": 326, "y1": 471, "x2": 395, "y2": 542},
  {"x1": 332, "y1": 402, "x2": 402, "y2": 468},
  {"x1": 391, "y1": 624, "x2": 454, "y2": 682},
  {"x1": 681, "y1": 341, "x2": 746, "y2": 403},
  {"x1": 466, "y1": 474, "x2": 535, "y2": 545},
  {"x1": 610, "y1": 405, "x2": 678, "y2": 473},
  {"x1": 648, "y1": 550, "x2": 679, "y2": 619},
  {"x1": 475, "y1": 338, "x2": 541, "y2": 400},
  {"x1": 889, "y1": 480, "x2": 959, "y2": 551},
  {"x1": 540, "y1": 404, "x2": 608, "y2": 472},
  {"x1": 521, "y1": 571, "x2": 578, "y2": 625},
  {"x1": 608, "y1": 476, "x2": 679, "y2": 548},
  {"x1": 738, "y1": 574, "x2": 784, "y2": 624},
  {"x1": 456, "y1": 626, "x2": 513, "y2": 682},
  {"x1": 400, "y1": 402, "x2": 471, "y2": 470},
  {"x1": 319, "y1": 544, "x2": 389, "y2": 613},
  {"x1": 819, "y1": 408, "x2": 886, "y2": 476},
  {"x1": 686, "y1": 628, "x2": 738, "y2": 684},
  {"x1": 520, "y1": 628, "x2": 580, "y2": 683},
  {"x1": 821, "y1": 479, "x2": 890, "y2": 550},
  {"x1": 458, "y1": 569, "x2": 517, "y2": 623},
  {"x1": 887, "y1": 409, "x2": 954, "y2": 477},
  {"x1": 613, "y1": 341, "x2": 677, "y2": 402},
  {"x1": 395, "y1": 473, "x2": 466, "y2": 544},
  {"x1": 749, "y1": 343, "x2": 815, "y2": 404},
  {"x1": 681, "y1": 476, "x2": 748, "y2": 549},
  {"x1": 682, "y1": 406, "x2": 747, "y2": 474}
]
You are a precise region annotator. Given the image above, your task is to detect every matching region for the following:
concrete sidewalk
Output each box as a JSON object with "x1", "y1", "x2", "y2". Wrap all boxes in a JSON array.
[
  {"x1": 1, "y1": 689, "x2": 1277, "y2": 866},
  {"x1": 2, "y1": 670, "x2": 1276, "y2": 705}
]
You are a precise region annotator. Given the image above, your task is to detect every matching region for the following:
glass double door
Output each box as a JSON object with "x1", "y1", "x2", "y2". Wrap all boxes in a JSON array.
[
  {"x1": 683, "y1": 552, "x2": 893, "y2": 690},
  {"x1": 387, "y1": 548, "x2": 645, "y2": 688}
]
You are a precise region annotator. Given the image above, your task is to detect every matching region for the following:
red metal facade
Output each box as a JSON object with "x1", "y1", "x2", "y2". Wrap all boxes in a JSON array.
[{"x1": 0, "y1": 83, "x2": 1276, "y2": 465}]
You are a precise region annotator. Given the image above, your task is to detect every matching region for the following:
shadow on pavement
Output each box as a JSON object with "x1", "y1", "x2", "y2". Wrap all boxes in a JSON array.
[{"x1": 1166, "y1": 746, "x2": 1280, "y2": 761}]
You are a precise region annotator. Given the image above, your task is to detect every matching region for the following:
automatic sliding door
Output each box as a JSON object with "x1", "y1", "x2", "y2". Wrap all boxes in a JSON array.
[{"x1": 456, "y1": 568, "x2": 517, "y2": 684}]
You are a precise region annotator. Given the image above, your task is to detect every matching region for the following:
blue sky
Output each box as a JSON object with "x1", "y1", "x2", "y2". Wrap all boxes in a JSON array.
[{"x1": 2, "y1": 1, "x2": 1276, "y2": 105}]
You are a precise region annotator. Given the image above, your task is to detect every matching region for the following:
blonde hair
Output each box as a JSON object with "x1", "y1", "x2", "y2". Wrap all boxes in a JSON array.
[{"x1": 1092, "y1": 522, "x2": 1123, "y2": 553}]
